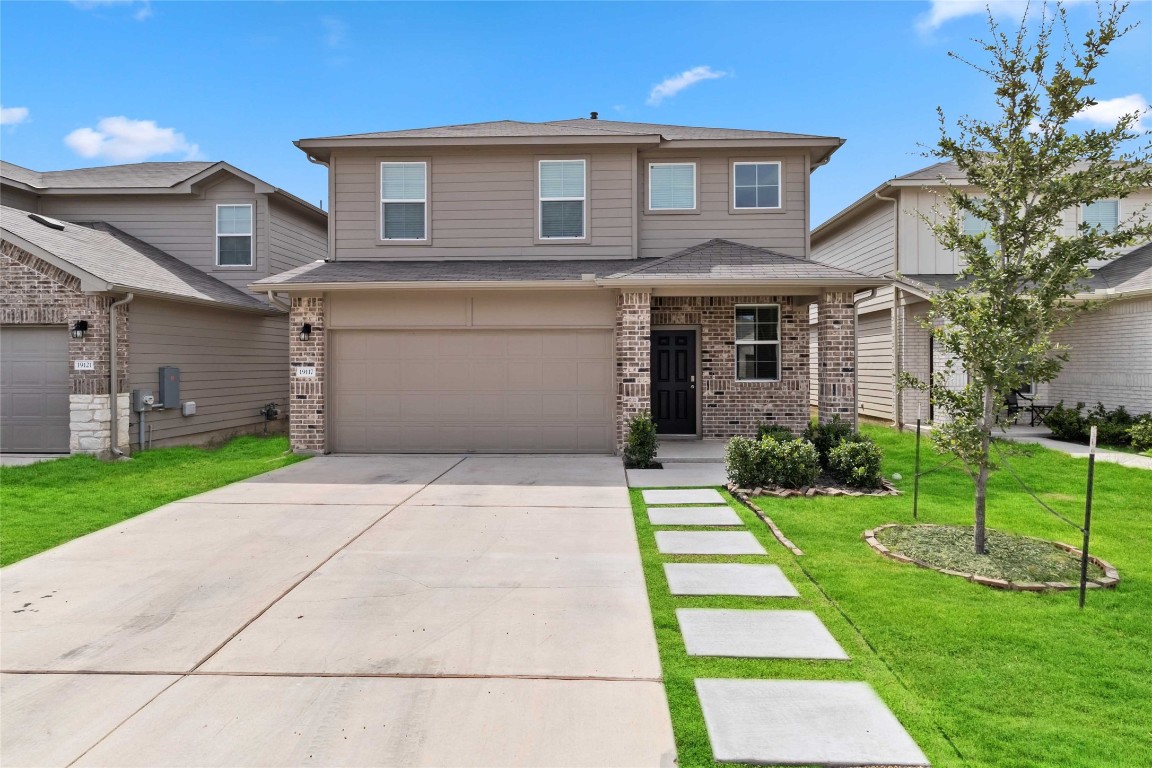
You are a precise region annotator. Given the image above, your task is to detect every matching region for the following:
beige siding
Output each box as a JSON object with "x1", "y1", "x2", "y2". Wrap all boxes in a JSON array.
[
  {"x1": 268, "y1": 198, "x2": 327, "y2": 275},
  {"x1": 857, "y1": 309, "x2": 894, "y2": 419},
  {"x1": 811, "y1": 201, "x2": 895, "y2": 275},
  {"x1": 331, "y1": 147, "x2": 635, "y2": 259},
  {"x1": 127, "y1": 298, "x2": 288, "y2": 446},
  {"x1": 327, "y1": 290, "x2": 616, "y2": 330},
  {"x1": 1, "y1": 187, "x2": 39, "y2": 212},
  {"x1": 637, "y1": 150, "x2": 810, "y2": 259},
  {"x1": 1048, "y1": 297, "x2": 1152, "y2": 414}
]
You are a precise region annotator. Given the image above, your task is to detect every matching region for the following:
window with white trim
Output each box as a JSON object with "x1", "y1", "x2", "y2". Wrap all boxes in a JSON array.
[
  {"x1": 216, "y1": 204, "x2": 253, "y2": 266},
  {"x1": 962, "y1": 208, "x2": 995, "y2": 252},
  {"x1": 380, "y1": 162, "x2": 427, "y2": 240},
  {"x1": 1082, "y1": 199, "x2": 1119, "y2": 233},
  {"x1": 732, "y1": 162, "x2": 781, "y2": 209},
  {"x1": 649, "y1": 162, "x2": 696, "y2": 210},
  {"x1": 735, "y1": 305, "x2": 780, "y2": 381},
  {"x1": 539, "y1": 159, "x2": 585, "y2": 239}
]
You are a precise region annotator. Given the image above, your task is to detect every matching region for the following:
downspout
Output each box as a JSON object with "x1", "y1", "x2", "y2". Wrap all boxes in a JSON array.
[
  {"x1": 108, "y1": 293, "x2": 134, "y2": 458},
  {"x1": 874, "y1": 189, "x2": 902, "y2": 430},
  {"x1": 852, "y1": 289, "x2": 877, "y2": 433},
  {"x1": 266, "y1": 290, "x2": 290, "y2": 312}
]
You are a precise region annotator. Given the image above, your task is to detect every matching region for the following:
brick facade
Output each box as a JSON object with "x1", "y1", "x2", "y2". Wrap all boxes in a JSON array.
[
  {"x1": 1, "y1": 241, "x2": 129, "y2": 454},
  {"x1": 615, "y1": 291, "x2": 651, "y2": 450},
  {"x1": 816, "y1": 290, "x2": 856, "y2": 425},
  {"x1": 289, "y1": 295, "x2": 326, "y2": 454},
  {"x1": 649, "y1": 295, "x2": 810, "y2": 438}
]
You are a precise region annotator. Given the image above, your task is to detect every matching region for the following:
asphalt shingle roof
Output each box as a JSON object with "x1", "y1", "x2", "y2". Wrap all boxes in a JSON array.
[
  {"x1": 2, "y1": 161, "x2": 214, "y2": 189},
  {"x1": 1, "y1": 205, "x2": 276, "y2": 313}
]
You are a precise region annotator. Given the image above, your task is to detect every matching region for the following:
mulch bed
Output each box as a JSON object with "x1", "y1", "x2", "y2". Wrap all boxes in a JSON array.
[{"x1": 726, "y1": 476, "x2": 900, "y2": 500}]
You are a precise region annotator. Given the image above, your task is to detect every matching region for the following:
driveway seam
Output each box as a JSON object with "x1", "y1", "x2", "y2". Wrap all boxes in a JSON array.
[{"x1": 4, "y1": 669, "x2": 662, "y2": 683}]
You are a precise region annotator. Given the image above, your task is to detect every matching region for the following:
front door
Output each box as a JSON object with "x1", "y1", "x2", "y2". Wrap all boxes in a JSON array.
[{"x1": 651, "y1": 329, "x2": 697, "y2": 435}]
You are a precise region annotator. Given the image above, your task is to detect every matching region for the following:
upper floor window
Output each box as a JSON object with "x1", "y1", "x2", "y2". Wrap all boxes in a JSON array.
[
  {"x1": 539, "y1": 159, "x2": 585, "y2": 239},
  {"x1": 216, "y1": 204, "x2": 253, "y2": 266},
  {"x1": 380, "y1": 162, "x2": 427, "y2": 240},
  {"x1": 962, "y1": 207, "x2": 995, "y2": 252},
  {"x1": 735, "y1": 304, "x2": 780, "y2": 381},
  {"x1": 649, "y1": 162, "x2": 696, "y2": 211},
  {"x1": 733, "y1": 162, "x2": 781, "y2": 209},
  {"x1": 1082, "y1": 199, "x2": 1119, "y2": 233}
]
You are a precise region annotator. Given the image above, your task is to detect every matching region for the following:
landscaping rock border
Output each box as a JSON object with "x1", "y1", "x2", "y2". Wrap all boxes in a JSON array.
[
  {"x1": 726, "y1": 480, "x2": 900, "y2": 500},
  {"x1": 861, "y1": 523, "x2": 1120, "y2": 591}
]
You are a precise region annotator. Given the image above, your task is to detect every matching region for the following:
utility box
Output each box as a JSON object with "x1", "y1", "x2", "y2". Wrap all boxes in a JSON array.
[
  {"x1": 158, "y1": 367, "x2": 180, "y2": 409},
  {"x1": 181, "y1": 401, "x2": 196, "y2": 417},
  {"x1": 131, "y1": 389, "x2": 155, "y2": 413}
]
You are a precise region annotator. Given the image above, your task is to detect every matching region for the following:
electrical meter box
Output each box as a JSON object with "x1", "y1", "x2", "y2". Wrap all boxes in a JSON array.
[
  {"x1": 158, "y1": 367, "x2": 180, "y2": 409},
  {"x1": 132, "y1": 389, "x2": 155, "y2": 412}
]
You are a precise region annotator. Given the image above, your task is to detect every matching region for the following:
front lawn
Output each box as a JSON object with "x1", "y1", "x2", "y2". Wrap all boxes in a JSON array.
[
  {"x1": 1, "y1": 435, "x2": 305, "y2": 566},
  {"x1": 632, "y1": 425, "x2": 1151, "y2": 768}
]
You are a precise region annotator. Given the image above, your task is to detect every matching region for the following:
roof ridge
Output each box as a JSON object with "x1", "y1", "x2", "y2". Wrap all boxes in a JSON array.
[{"x1": 613, "y1": 239, "x2": 721, "y2": 276}]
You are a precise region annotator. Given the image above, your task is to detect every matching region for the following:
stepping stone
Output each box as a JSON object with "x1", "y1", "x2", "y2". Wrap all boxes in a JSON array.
[
  {"x1": 664, "y1": 563, "x2": 799, "y2": 597},
  {"x1": 655, "y1": 531, "x2": 766, "y2": 555},
  {"x1": 695, "y1": 679, "x2": 930, "y2": 766},
  {"x1": 647, "y1": 506, "x2": 742, "y2": 526},
  {"x1": 677, "y1": 609, "x2": 848, "y2": 659},
  {"x1": 642, "y1": 489, "x2": 725, "y2": 506}
]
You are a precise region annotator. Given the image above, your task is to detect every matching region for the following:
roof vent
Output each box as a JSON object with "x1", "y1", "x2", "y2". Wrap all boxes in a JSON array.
[
  {"x1": 590, "y1": 111, "x2": 598, "y2": 120},
  {"x1": 28, "y1": 213, "x2": 66, "y2": 231}
]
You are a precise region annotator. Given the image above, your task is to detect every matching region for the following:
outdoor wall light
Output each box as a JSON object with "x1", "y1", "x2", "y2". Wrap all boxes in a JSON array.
[
  {"x1": 70, "y1": 320, "x2": 89, "y2": 339},
  {"x1": 299, "y1": 323, "x2": 312, "y2": 341}
]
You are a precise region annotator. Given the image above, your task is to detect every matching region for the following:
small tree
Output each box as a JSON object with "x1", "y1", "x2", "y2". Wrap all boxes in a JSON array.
[{"x1": 907, "y1": 1, "x2": 1152, "y2": 553}]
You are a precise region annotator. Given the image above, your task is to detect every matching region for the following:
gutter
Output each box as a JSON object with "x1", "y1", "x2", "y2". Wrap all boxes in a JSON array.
[
  {"x1": 108, "y1": 293, "x2": 134, "y2": 458},
  {"x1": 265, "y1": 290, "x2": 291, "y2": 311}
]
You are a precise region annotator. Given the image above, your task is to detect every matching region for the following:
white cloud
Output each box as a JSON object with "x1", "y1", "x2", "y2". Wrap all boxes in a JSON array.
[
  {"x1": 646, "y1": 66, "x2": 728, "y2": 107},
  {"x1": 322, "y1": 17, "x2": 348, "y2": 48},
  {"x1": 64, "y1": 117, "x2": 199, "y2": 162},
  {"x1": 1075, "y1": 94, "x2": 1150, "y2": 131},
  {"x1": 916, "y1": 0, "x2": 1088, "y2": 33},
  {"x1": 70, "y1": 0, "x2": 152, "y2": 21},
  {"x1": 0, "y1": 106, "x2": 30, "y2": 126}
]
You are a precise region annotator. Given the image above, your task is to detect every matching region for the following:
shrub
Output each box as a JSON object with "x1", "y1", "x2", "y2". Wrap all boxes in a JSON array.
[
  {"x1": 828, "y1": 437, "x2": 884, "y2": 488},
  {"x1": 803, "y1": 416, "x2": 856, "y2": 468},
  {"x1": 1088, "y1": 402, "x2": 1134, "y2": 446},
  {"x1": 724, "y1": 436, "x2": 763, "y2": 488},
  {"x1": 1043, "y1": 401, "x2": 1088, "y2": 442},
  {"x1": 1130, "y1": 417, "x2": 1152, "y2": 452},
  {"x1": 761, "y1": 438, "x2": 821, "y2": 489},
  {"x1": 623, "y1": 412, "x2": 658, "y2": 468},
  {"x1": 756, "y1": 423, "x2": 795, "y2": 442},
  {"x1": 1044, "y1": 401, "x2": 1143, "y2": 447}
]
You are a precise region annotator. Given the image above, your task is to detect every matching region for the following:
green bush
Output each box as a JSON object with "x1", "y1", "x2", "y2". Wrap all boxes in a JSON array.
[
  {"x1": 756, "y1": 424, "x2": 795, "y2": 442},
  {"x1": 803, "y1": 416, "x2": 857, "y2": 468},
  {"x1": 1044, "y1": 401, "x2": 1144, "y2": 447},
  {"x1": 1089, "y1": 402, "x2": 1134, "y2": 447},
  {"x1": 828, "y1": 437, "x2": 884, "y2": 488},
  {"x1": 761, "y1": 438, "x2": 821, "y2": 489},
  {"x1": 724, "y1": 436, "x2": 763, "y2": 488},
  {"x1": 623, "y1": 412, "x2": 658, "y2": 468},
  {"x1": 1044, "y1": 401, "x2": 1088, "y2": 442},
  {"x1": 1130, "y1": 417, "x2": 1152, "y2": 452}
]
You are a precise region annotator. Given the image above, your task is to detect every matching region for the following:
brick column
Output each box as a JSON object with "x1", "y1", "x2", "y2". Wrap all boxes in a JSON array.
[
  {"x1": 616, "y1": 290, "x2": 651, "y2": 452},
  {"x1": 289, "y1": 295, "x2": 326, "y2": 454},
  {"x1": 817, "y1": 290, "x2": 855, "y2": 424}
]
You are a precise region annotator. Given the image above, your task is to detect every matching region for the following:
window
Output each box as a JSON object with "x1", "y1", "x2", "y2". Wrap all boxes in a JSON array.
[
  {"x1": 962, "y1": 208, "x2": 995, "y2": 252},
  {"x1": 1082, "y1": 199, "x2": 1119, "y2": 233},
  {"x1": 732, "y1": 162, "x2": 781, "y2": 209},
  {"x1": 380, "y1": 162, "x2": 427, "y2": 240},
  {"x1": 216, "y1": 204, "x2": 253, "y2": 266},
  {"x1": 539, "y1": 159, "x2": 585, "y2": 239},
  {"x1": 649, "y1": 162, "x2": 696, "y2": 211},
  {"x1": 735, "y1": 305, "x2": 780, "y2": 381}
]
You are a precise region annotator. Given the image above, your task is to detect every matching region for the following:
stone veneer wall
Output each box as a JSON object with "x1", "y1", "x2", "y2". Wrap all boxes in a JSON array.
[
  {"x1": 1, "y1": 241, "x2": 129, "y2": 454},
  {"x1": 816, "y1": 290, "x2": 856, "y2": 425},
  {"x1": 615, "y1": 291, "x2": 652, "y2": 450},
  {"x1": 289, "y1": 295, "x2": 326, "y2": 454},
  {"x1": 649, "y1": 295, "x2": 809, "y2": 438}
]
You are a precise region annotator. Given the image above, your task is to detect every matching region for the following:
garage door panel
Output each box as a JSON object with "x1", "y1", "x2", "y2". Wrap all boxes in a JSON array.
[
  {"x1": 1, "y1": 326, "x2": 70, "y2": 453},
  {"x1": 331, "y1": 329, "x2": 614, "y2": 453}
]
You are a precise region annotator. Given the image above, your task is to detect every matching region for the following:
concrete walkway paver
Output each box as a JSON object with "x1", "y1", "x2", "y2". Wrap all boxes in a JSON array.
[
  {"x1": 647, "y1": 506, "x2": 742, "y2": 526},
  {"x1": 678, "y1": 609, "x2": 849, "y2": 660},
  {"x1": 663, "y1": 563, "x2": 799, "y2": 597},
  {"x1": 655, "y1": 530, "x2": 766, "y2": 555},
  {"x1": 642, "y1": 488, "x2": 726, "y2": 505},
  {"x1": 627, "y1": 463, "x2": 728, "y2": 488}
]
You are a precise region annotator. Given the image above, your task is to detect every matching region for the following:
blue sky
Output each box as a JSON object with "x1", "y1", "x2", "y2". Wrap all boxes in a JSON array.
[{"x1": 2, "y1": 1, "x2": 1149, "y2": 225}]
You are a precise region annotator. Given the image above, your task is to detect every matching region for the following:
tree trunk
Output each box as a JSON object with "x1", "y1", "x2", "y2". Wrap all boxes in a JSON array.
[{"x1": 973, "y1": 384, "x2": 995, "y2": 555}]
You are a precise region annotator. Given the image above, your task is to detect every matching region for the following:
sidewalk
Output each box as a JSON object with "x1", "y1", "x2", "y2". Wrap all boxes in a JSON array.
[
  {"x1": 1003, "y1": 425, "x2": 1152, "y2": 471},
  {"x1": 626, "y1": 440, "x2": 728, "y2": 488}
]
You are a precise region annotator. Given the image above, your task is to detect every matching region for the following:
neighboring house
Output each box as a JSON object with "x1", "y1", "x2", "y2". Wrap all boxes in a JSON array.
[
  {"x1": 811, "y1": 160, "x2": 1152, "y2": 425},
  {"x1": 251, "y1": 117, "x2": 885, "y2": 455},
  {"x1": 0, "y1": 161, "x2": 327, "y2": 455}
]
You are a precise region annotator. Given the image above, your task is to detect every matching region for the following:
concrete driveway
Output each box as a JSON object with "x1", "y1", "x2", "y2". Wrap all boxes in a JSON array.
[{"x1": 1, "y1": 455, "x2": 674, "y2": 767}]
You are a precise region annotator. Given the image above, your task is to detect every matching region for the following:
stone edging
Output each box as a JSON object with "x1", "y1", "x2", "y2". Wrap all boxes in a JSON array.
[
  {"x1": 726, "y1": 487, "x2": 804, "y2": 556},
  {"x1": 862, "y1": 523, "x2": 1120, "y2": 591},
  {"x1": 726, "y1": 481, "x2": 900, "y2": 500}
]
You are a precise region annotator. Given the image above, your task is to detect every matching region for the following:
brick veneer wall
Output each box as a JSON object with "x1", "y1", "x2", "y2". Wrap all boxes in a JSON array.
[
  {"x1": 650, "y1": 295, "x2": 809, "y2": 438},
  {"x1": 816, "y1": 290, "x2": 856, "y2": 425},
  {"x1": 289, "y1": 295, "x2": 326, "y2": 454},
  {"x1": 616, "y1": 291, "x2": 652, "y2": 450}
]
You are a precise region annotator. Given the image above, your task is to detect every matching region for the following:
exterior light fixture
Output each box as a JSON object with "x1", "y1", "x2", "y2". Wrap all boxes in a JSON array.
[
  {"x1": 299, "y1": 323, "x2": 312, "y2": 341},
  {"x1": 70, "y1": 320, "x2": 89, "y2": 339}
]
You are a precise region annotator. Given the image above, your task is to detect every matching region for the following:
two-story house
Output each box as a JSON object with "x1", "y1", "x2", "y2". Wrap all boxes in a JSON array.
[
  {"x1": 0, "y1": 160, "x2": 327, "y2": 456},
  {"x1": 811, "y1": 160, "x2": 1152, "y2": 426},
  {"x1": 252, "y1": 117, "x2": 885, "y2": 455}
]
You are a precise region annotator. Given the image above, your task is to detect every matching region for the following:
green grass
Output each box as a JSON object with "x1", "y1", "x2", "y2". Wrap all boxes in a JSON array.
[
  {"x1": 632, "y1": 425, "x2": 1152, "y2": 768},
  {"x1": 1, "y1": 435, "x2": 305, "y2": 566}
]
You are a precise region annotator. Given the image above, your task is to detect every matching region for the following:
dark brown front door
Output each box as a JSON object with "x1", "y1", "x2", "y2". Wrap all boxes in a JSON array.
[{"x1": 651, "y1": 329, "x2": 697, "y2": 435}]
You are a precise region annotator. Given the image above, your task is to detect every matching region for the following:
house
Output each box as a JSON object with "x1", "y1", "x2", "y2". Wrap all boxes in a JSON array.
[
  {"x1": 0, "y1": 161, "x2": 327, "y2": 455},
  {"x1": 251, "y1": 117, "x2": 885, "y2": 455},
  {"x1": 811, "y1": 160, "x2": 1152, "y2": 425}
]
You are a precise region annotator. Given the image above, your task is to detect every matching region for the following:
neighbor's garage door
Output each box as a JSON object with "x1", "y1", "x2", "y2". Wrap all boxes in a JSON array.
[
  {"x1": 0, "y1": 326, "x2": 70, "y2": 453},
  {"x1": 330, "y1": 329, "x2": 615, "y2": 453}
]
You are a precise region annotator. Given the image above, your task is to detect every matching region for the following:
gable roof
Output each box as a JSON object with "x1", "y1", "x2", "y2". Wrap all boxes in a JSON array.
[{"x1": 1, "y1": 205, "x2": 279, "y2": 314}]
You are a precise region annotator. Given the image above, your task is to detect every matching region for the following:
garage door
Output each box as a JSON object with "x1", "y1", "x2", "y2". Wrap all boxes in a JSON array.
[
  {"x1": 1, "y1": 326, "x2": 70, "y2": 453},
  {"x1": 330, "y1": 329, "x2": 614, "y2": 453}
]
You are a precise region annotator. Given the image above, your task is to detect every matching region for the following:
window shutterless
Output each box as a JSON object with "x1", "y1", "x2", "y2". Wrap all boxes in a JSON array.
[
  {"x1": 216, "y1": 204, "x2": 253, "y2": 266},
  {"x1": 380, "y1": 162, "x2": 427, "y2": 240},
  {"x1": 734, "y1": 305, "x2": 780, "y2": 381},
  {"x1": 539, "y1": 159, "x2": 585, "y2": 239},
  {"x1": 1082, "y1": 199, "x2": 1119, "y2": 233},
  {"x1": 649, "y1": 162, "x2": 696, "y2": 211},
  {"x1": 732, "y1": 162, "x2": 781, "y2": 209}
]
